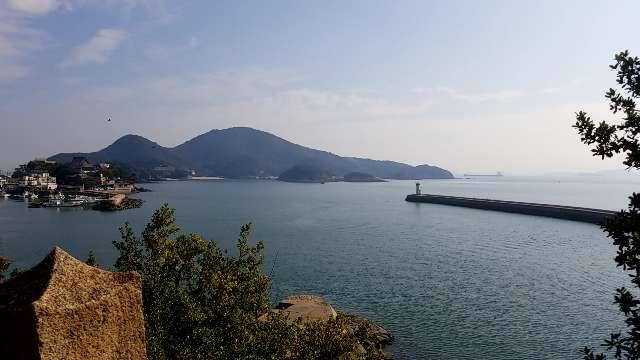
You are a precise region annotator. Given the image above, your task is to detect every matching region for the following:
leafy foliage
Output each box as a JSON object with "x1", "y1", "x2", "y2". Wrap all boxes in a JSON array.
[
  {"x1": 85, "y1": 250, "x2": 98, "y2": 267},
  {"x1": 0, "y1": 256, "x2": 9, "y2": 282},
  {"x1": 113, "y1": 204, "x2": 384, "y2": 359},
  {"x1": 49, "y1": 163, "x2": 77, "y2": 183},
  {"x1": 287, "y1": 313, "x2": 387, "y2": 360},
  {"x1": 575, "y1": 50, "x2": 640, "y2": 169},
  {"x1": 11, "y1": 160, "x2": 58, "y2": 178},
  {"x1": 8, "y1": 267, "x2": 24, "y2": 279},
  {"x1": 575, "y1": 51, "x2": 640, "y2": 360},
  {"x1": 0, "y1": 256, "x2": 22, "y2": 282},
  {"x1": 11, "y1": 158, "x2": 136, "y2": 186}
]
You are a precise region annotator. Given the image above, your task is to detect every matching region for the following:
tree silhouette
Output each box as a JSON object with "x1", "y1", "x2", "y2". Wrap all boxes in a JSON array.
[{"x1": 575, "y1": 50, "x2": 640, "y2": 360}]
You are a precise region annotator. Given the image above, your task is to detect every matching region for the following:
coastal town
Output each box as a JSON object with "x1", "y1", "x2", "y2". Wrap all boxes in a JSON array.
[{"x1": 0, "y1": 157, "x2": 144, "y2": 211}]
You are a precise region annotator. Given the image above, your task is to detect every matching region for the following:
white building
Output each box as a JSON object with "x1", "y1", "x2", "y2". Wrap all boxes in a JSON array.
[{"x1": 24, "y1": 172, "x2": 57, "y2": 190}]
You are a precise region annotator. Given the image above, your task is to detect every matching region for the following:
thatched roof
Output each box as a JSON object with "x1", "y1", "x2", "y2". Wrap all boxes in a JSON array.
[{"x1": 0, "y1": 247, "x2": 147, "y2": 360}]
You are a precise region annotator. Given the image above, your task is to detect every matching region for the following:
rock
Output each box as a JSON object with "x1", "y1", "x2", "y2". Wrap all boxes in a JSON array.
[
  {"x1": 261, "y1": 294, "x2": 337, "y2": 324},
  {"x1": 0, "y1": 247, "x2": 147, "y2": 360},
  {"x1": 266, "y1": 294, "x2": 394, "y2": 357},
  {"x1": 340, "y1": 312, "x2": 394, "y2": 347},
  {"x1": 93, "y1": 197, "x2": 143, "y2": 211},
  {"x1": 369, "y1": 318, "x2": 394, "y2": 346}
]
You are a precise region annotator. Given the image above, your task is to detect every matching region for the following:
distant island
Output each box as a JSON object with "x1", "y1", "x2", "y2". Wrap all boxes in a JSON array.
[
  {"x1": 343, "y1": 172, "x2": 386, "y2": 182},
  {"x1": 278, "y1": 166, "x2": 388, "y2": 183},
  {"x1": 48, "y1": 127, "x2": 453, "y2": 181},
  {"x1": 278, "y1": 164, "x2": 337, "y2": 183}
]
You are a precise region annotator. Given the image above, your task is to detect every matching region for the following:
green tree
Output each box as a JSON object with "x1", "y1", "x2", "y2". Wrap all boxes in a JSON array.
[
  {"x1": 113, "y1": 204, "x2": 274, "y2": 359},
  {"x1": 113, "y1": 204, "x2": 385, "y2": 360},
  {"x1": 0, "y1": 256, "x2": 10, "y2": 282},
  {"x1": 575, "y1": 50, "x2": 640, "y2": 360},
  {"x1": 50, "y1": 163, "x2": 76, "y2": 184},
  {"x1": 85, "y1": 250, "x2": 98, "y2": 267}
]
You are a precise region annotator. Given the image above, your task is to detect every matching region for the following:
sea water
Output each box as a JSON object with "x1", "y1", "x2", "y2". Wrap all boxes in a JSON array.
[{"x1": 0, "y1": 176, "x2": 636, "y2": 359}]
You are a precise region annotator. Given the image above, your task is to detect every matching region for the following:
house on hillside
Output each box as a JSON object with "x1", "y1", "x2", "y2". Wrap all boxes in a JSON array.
[{"x1": 23, "y1": 172, "x2": 57, "y2": 190}]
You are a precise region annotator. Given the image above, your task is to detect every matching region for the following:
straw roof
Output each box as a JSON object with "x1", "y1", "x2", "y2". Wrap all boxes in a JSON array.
[{"x1": 0, "y1": 247, "x2": 146, "y2": 360}]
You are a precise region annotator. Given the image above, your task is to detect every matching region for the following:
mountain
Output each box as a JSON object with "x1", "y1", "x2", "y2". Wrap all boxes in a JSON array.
[
  {"x1": 50, "y1": 135, "x2": 187, "y2": 169},
  {"x1": 343, "y1": 158, "x2": 451, "y2": 180},
  {"x1": 49, "y1": 127, "x2": 453, "y2": 180},
  {"x1": 173, "y1": 127, "x2": 348, "y2": 178}
]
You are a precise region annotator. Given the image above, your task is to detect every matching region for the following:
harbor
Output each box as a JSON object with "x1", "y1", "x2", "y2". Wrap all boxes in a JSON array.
[
  {"x1": 0, "y1": 158, "x2": 144, "y2": 211},
  {"x1": 406, "y1": 183, "x2": 617, "y2": 224}
]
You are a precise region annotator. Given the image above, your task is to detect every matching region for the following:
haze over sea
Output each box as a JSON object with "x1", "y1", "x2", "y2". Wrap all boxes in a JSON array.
[{"x1": 1, "y1": 176, "x2": 636, "y2": 359}]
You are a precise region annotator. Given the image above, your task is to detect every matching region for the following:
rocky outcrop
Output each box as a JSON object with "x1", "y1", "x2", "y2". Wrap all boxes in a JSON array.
[
  {"x1": 341, "y1": 312, "x2": 394, "y2": 347},
  {"x1": 271, "y1": 294, "x2": 338, "y2": 323},
  {"x1": 0, "y1": 247, "x2": 147, "y2": 360},
  {"x1": 93, "y1": 197, "x2": 144, "y2": 211},
  {"x1": 268, "y1": 294, "x2": 394, "y2": 357}
]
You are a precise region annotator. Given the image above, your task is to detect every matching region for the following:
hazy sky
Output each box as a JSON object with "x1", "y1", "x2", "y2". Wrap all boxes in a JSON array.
[{"x1": 1, "y1": 0, "x2": 639, "y2": 175}]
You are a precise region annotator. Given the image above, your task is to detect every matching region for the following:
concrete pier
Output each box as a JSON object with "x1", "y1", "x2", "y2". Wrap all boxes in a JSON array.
[{"x1": 405, "y1": 194, "x2": 617, "y2": 224}]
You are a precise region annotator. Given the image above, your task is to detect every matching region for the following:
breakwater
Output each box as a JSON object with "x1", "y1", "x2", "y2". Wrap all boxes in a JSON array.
[{"x1": 405, "y1": 194, "x2": 617, "y2": 224}]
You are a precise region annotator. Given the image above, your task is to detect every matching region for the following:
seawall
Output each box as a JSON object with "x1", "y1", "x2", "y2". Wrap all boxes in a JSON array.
[{"x1": 405, "y1": 194, "x2": 617, "y2": 224}]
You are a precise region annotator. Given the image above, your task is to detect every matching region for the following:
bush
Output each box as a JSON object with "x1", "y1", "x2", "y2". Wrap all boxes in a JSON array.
[
  {"x1": 113, "y1": 204, "x2": 384, "y2": 359},
  {"x1": 0, "y1": 256, "x2": 9, "y2": 282}
]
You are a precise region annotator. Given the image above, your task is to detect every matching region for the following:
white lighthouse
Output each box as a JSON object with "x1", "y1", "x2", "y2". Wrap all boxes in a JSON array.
[{"x1": 415, "y1": 182, "x2": 421, "y2": 195}]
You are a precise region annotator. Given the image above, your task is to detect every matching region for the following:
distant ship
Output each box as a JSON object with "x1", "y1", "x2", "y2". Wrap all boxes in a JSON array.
[{"x1": 463, "y1": 172, "x2": 504, "y2": 177}]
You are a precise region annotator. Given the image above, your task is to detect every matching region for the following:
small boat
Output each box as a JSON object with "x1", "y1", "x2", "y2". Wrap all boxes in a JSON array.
[
  {"x1": 20, "y1": 191, "x2": 38, "y2": 200},
  {"x1": 67, "y1": 195, "x2": 98, "y2": 204},
  {"x1": 463, "y1": 172, "x2": 504, "y2": 177},
  {"x1": 45, "y1": 193, "x2": 65, "y2": 207},
  {"x1": 41, "y1": 194, "x2": 98, "y2": 208}
]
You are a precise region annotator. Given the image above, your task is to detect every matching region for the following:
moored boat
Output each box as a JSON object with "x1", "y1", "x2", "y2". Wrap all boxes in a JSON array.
[{"x1": 41, "y1": 194, "x2": 98, "y2": 208}]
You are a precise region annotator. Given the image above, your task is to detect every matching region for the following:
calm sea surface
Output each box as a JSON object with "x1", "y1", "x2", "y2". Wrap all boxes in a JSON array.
[{"x1": 1, "y1": 176, "x2": 638, "y2": 359}]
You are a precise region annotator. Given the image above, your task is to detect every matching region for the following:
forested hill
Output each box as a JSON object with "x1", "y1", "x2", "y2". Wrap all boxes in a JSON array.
[{"x1": 49, "y1": 127, "x2": 453, "y2": 180}]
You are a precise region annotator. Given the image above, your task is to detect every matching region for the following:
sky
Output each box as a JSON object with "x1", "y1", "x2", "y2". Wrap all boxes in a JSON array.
[{"x1": 1, "y1": 0, "x2": 639, "y2": 175}]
